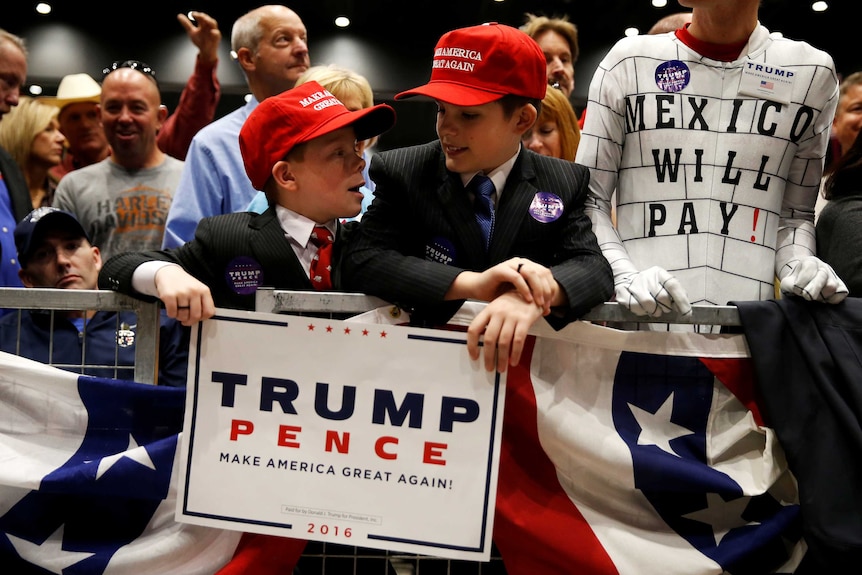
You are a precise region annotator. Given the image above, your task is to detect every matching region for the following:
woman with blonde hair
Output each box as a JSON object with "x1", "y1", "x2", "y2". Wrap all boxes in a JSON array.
[
  {"x1": 522, "y1": 85, "x2": 581, "y2": 161},
  {"x1": 0, "y1": 96, "x2": 65, "y2": 208},
  {"x1": 298, "y1": 64, "x2": 379, "y2": 165}
]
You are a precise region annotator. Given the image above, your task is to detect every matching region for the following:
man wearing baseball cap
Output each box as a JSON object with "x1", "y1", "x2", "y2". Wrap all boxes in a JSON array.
[
  {"x1": 0, "y1": 207, "x2": 189, "y2": 386},
  {"x1": 97, "y1": 80, "x2": 396, "y2": 326},
  {"x1": 342, "y1": 22, "x2": 612, "y2": 373}
]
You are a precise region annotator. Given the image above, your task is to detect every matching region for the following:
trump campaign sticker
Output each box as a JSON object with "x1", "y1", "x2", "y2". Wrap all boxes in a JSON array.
[
  {"x1": 655, "y1": 60, "x2": 690, "y2": 93},
  {"x1": 529, "y1": 192, "x2": 564, "y2": 223},
  {"x1": 225, "y1": 256, "x2": 264, "y2": 295},
  {"x1": 738, "y1": 59, "x2": 794, "y2": 105},
  {"x1": 425, "y1": 237, "x2": 456, "y2": 265}
]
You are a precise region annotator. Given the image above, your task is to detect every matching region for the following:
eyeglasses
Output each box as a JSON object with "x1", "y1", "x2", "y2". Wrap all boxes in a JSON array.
[{"x1": 101, "y1": 60, "x2": 158, "y2": 86}]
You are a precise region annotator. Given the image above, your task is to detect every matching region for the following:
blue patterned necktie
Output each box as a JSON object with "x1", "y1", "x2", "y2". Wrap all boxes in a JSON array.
[{"x1": 472, "y1": 174, "x2": 495, "y2": 250}]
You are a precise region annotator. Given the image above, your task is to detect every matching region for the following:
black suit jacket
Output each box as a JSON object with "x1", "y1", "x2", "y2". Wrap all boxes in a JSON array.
[
  {"x1": 0, "y1": 146, "x2": 31, "y2": 222},
  {"x1": 735, "y1": 297, "x2": 862, "y2": 571},
  {"x1": 99, "y1": 208, "x2": 355, "y2": 310},
  {"x1": 342, "y1": 141, "x2": 613, "y2": 327}
]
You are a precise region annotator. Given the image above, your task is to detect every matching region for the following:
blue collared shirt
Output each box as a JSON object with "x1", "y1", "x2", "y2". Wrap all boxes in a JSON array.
[{"x1": 161, "y1": 97, "x2": 260, "y2": 249}]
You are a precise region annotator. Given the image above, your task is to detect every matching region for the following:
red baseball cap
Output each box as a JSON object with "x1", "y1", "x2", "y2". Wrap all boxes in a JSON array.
[
  {"x1": 239, "y1": 80, "x2": 396, "y2": 190},
  {"x1": 396, "y1": 22, "x2": 547, "y2": 106}
]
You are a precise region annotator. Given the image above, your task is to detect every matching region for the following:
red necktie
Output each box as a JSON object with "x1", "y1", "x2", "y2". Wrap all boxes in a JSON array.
[{"x1": 309, "y1": 226, "x2": 334, "y2": 291}]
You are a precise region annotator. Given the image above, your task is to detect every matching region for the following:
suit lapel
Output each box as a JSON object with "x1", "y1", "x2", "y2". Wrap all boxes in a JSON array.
[
  {"x1": 248, "y1": 210, "x2": 313, "y2": 290},
  {"x1": 435, "y1": 158, "x2": 488, "y2": 267},
  {"x1": 332, "y1": 221, "x2": 354, "y2": 289},
  {"x1": 489, "y1": 153, "x2": 536, "y2": 263}
]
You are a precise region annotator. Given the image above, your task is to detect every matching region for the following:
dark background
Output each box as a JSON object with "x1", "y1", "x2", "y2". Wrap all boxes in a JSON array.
[{"x1": 8, "y1": 0, "x2": 860, "y2": 151}]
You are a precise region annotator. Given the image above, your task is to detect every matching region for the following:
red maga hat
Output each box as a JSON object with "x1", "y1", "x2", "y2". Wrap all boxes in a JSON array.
[
  {"x1": 240, "y1": 81, "x2": 396, "y2": 190},
  {"x1": 395, "y1": 22, "x2": 547, "y2": 106}
]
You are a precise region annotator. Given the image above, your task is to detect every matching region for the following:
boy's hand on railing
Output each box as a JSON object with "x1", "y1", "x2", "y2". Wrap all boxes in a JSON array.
[
  {"x1": 614, "y1": 266, "x2": 692, "y2": 318},
  {"x1": 779, "y1": 256, "x2": 848, "y2": 304},
  {"x1": 154, "y1": 265, "x2": 216, "y2": 325},
  {"x1": 466, "y1": 290, "x2": 545, "y2": 373}
]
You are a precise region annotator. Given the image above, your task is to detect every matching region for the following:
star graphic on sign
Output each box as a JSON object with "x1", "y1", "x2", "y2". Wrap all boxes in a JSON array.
[
  {"x1": 380, "y1": 331, "x2": 387, "y2": 338},
  {"x1": 8, "y1": 525, "x2": 93, "y2": 571},
  {"x1": 326, "y1": 325, "x2": 333, "y2": 333},
  {"x1": 344, "y1": 327, "x2": 351, "y2": 335},
  {"x1": 362, "y1": 329, "x2": 369, "y2": 336},
  {"x1": 307, "y1": 323, "x2": 316, "y2": 331},
  {"x1": 629, "y1": 392, "x2": 694, "y2": 457},
  {"x1": 683, "y1": 492, "x2": 757, "y2": 546},
  {"x1": 96, "y1": 434, "x2": 156, "y2": 479}
]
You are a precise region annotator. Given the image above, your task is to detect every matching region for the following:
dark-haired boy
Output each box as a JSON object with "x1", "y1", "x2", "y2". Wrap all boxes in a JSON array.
[{"x1": 342, "y1": 22, "x2": 613, "y2": 373}]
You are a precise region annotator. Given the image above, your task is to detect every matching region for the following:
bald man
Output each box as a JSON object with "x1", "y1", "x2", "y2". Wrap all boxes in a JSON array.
[
  {"x1": 53, "y1": 63, "x2": 184, "y2": 260},
  {"x1": 161, "y1": 5, "x2": 311, "y2": 249}
]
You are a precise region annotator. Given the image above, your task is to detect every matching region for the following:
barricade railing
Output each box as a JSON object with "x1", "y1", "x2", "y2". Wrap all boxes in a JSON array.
[
  {"x1": 0, "y1": 287, "x2": 742, "y2": 574},
  {"x1": 0, "y1": 287, "x2": 162, "y2": 385},
  {"x1": 0, "y1": 285, "x2": 741, "y2": 386},
  {"x1": 252, "y1": 288, "x2": 742, "y2": 574},
  {"x1": 254, "y1": 288, "x2": 742, "y2": 326}
]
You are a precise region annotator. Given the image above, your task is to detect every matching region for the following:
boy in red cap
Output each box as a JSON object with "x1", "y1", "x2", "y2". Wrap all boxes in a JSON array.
[
  {"x1": 342, "y1": 22, "x2": 613, "y2": 373},
  {"x1": 97, "y1": 80, "x2": 396, "y2": 325}
]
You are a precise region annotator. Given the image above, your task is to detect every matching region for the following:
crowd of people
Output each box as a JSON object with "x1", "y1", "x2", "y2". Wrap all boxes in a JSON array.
[{"x1": 1, "y1": 1, "x2": 861, "y2": 571}]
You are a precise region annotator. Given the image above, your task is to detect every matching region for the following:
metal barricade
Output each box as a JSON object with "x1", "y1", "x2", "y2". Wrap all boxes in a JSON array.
[
  {"x1": 255, "y1": 288, "x2": 742, "y2": 326},
  {"x1": 0, "y1": 287, "x2": 162, "y2": 385},
  {"x1": 253, "y1": 289, "x2": 741, "y2": 574},
  {"x1": 0, "y1": 286, "x2": 741, "y2": 574},
  {"x1": 0, "y1": 286, "x2": 740, "y2": 386}
]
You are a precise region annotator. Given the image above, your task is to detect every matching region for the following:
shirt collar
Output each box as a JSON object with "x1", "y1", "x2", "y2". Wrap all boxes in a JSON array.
[
  {"x1": 460, "y1": 148, "x2": 520, "y2": 196},
  {"x1": 274, "y1": 204, "x2": 336, "y2": 248}
]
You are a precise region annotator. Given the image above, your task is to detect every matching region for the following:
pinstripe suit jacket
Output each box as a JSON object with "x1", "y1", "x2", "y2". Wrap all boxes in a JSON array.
[
  {"x1": 342, "y1": 141, "x2": 613, "y2": 327},
  {"x1": 99, "y1": 208, "x2": 355, "y2": 311}
]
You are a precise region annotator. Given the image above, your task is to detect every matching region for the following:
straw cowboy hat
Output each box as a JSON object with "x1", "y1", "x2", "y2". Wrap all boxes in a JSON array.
[{"x1": 39, "y1": 73, "x2": 101, "y2": 108}]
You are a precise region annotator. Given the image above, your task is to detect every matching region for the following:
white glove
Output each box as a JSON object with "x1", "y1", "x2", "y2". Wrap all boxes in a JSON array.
[
  {"x1": 779, "y1": 256, "x2": 848, "y2": 304},
  {"x1": 615, "y1": 266, "x2": 692, "y2": 318}
]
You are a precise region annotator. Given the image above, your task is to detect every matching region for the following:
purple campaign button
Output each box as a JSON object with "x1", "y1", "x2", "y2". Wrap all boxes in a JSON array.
[
  {"x1": 655, "y1": 60, "x2": 690, "y2": 93},
  {"x1": 225, "y1": 256, "x2": 264, "y2": 295},
  {"x1": 425, "y1": 236, "x2": 456, "y2": 265},
  {"x1": 529, "y1": 192, "x2": 564, "y2": 223}
]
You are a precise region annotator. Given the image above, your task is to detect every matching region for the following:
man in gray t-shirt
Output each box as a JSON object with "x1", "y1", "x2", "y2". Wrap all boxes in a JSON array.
[{"x1": 54, "y1": 61, "x2": 182, "y2": 260}]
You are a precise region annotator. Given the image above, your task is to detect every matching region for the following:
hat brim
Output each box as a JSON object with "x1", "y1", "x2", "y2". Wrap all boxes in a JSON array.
[
  {"x1": 395, "y1": 82, "x2": 505, "y2": 106},
  {"x1": 302, "y1": 103, "x2": 396, "y2": 146},
  {"x1": 38, "y1": 95, "x2": 101, "y2": 109}
]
